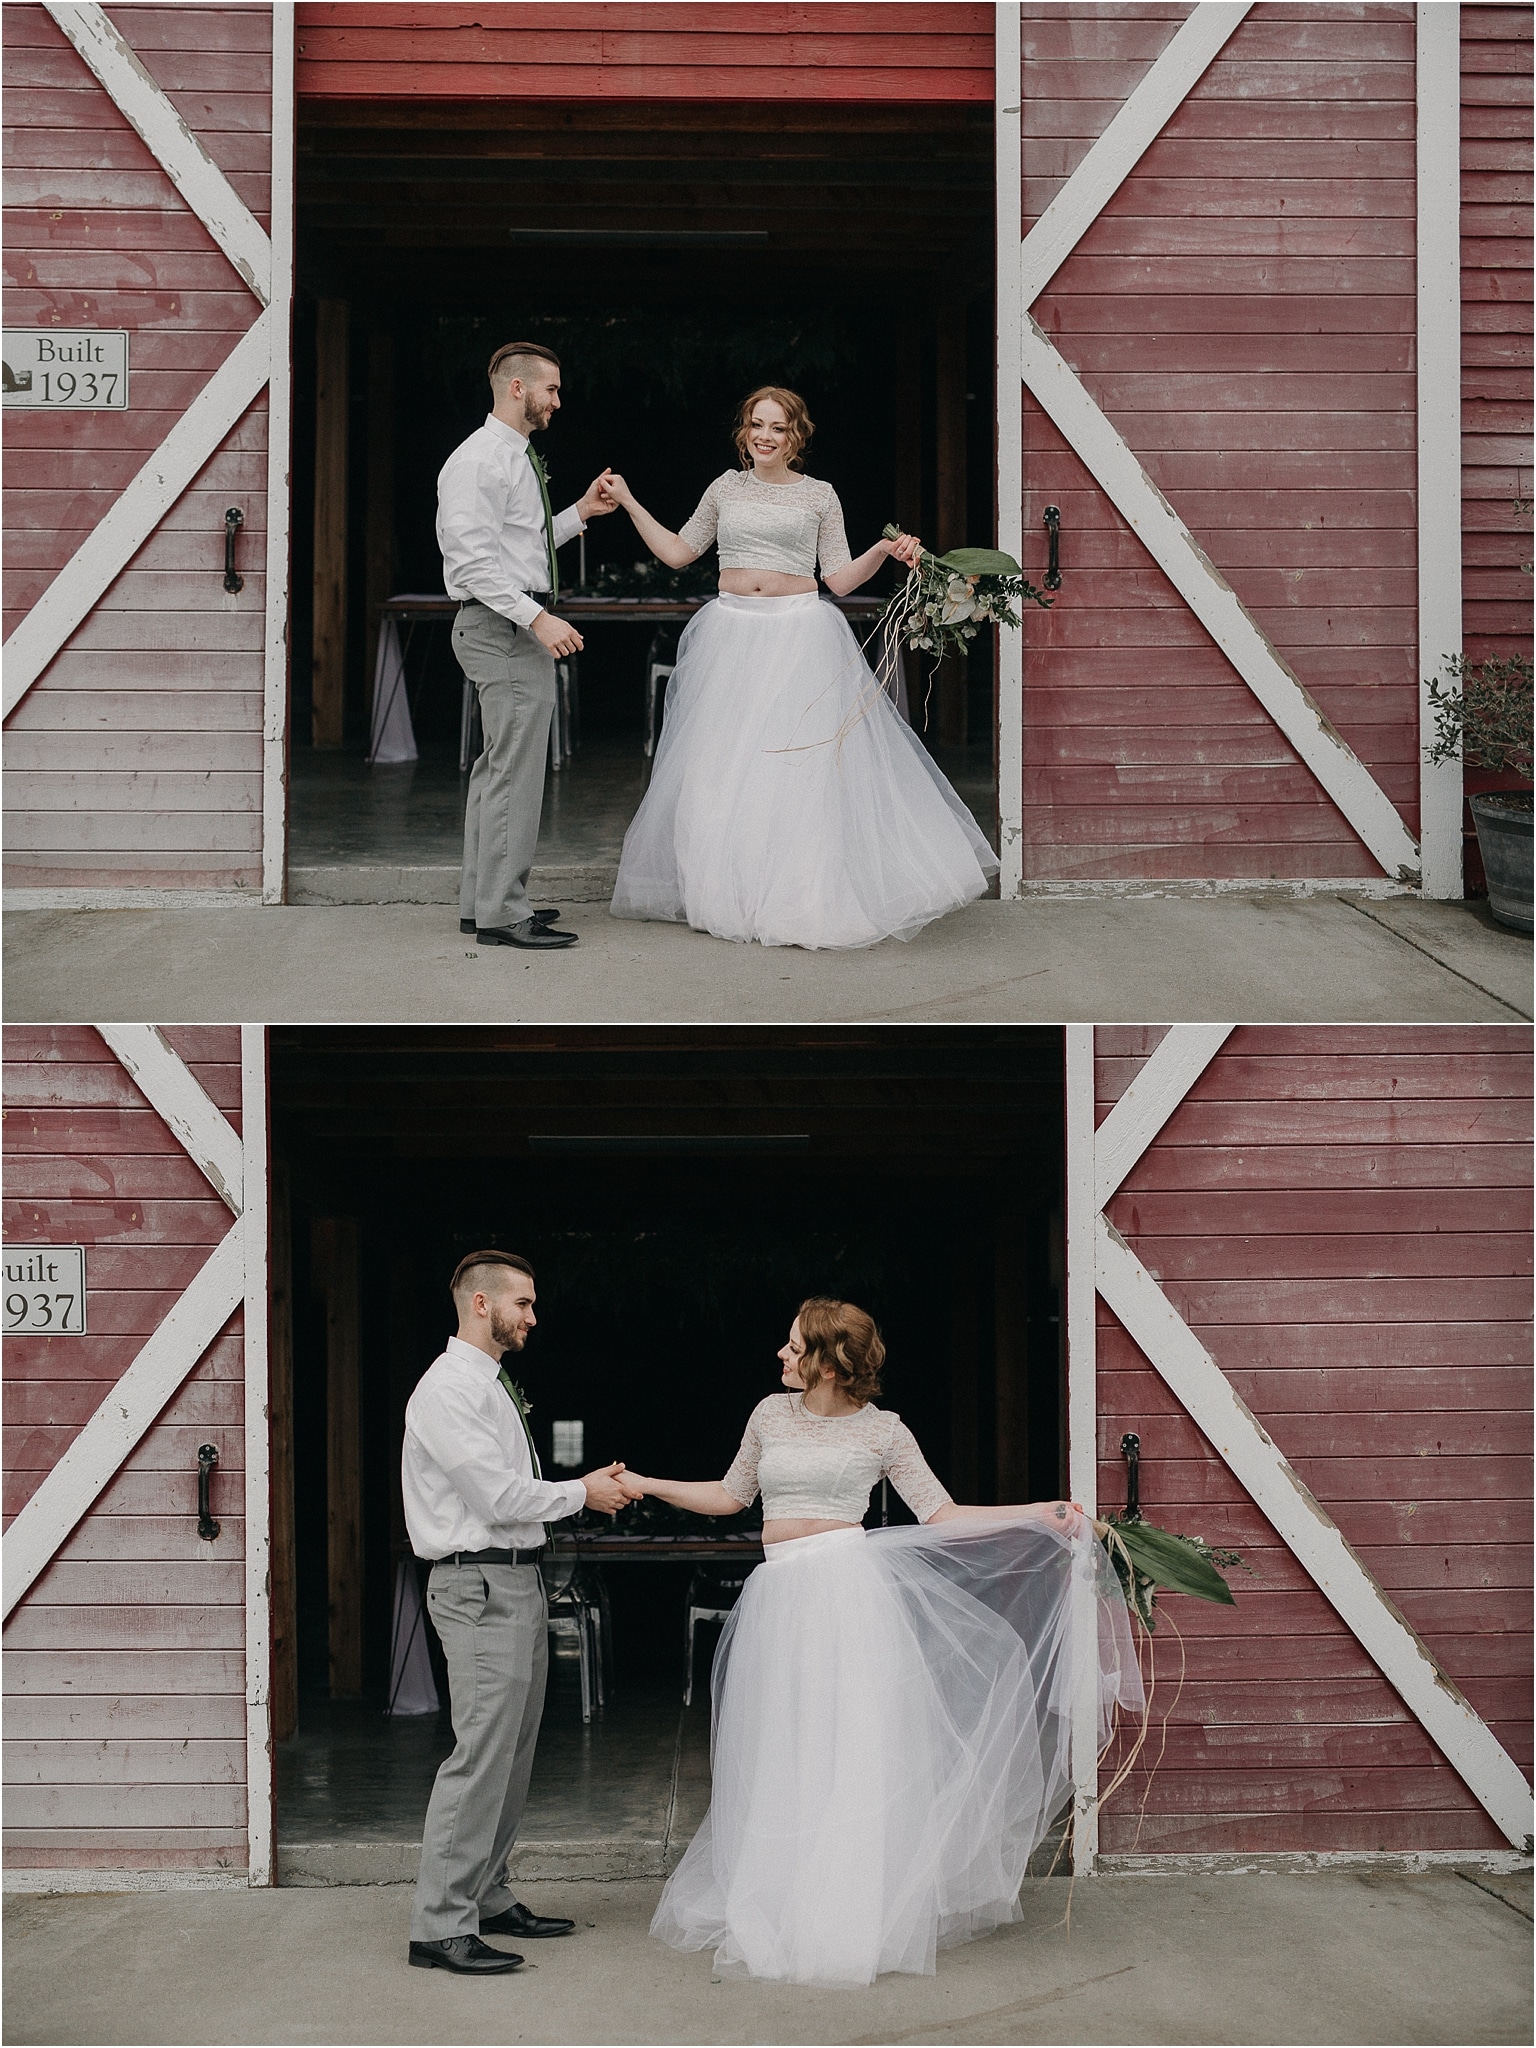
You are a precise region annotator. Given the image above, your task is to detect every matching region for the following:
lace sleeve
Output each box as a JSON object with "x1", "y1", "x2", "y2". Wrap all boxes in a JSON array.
[
  {"x1": 815, "y1": 484, "x2": 852, "y2": 576},
  {"x1": 720, "y1": 1399, "x2": 765, "y2": 1507},
  {"x1": 882, "y1": 1415, "x2": 952, "y2": 1524},
  {"x1": 677, "y1": 474, "x2": 723, "y2": 557}
]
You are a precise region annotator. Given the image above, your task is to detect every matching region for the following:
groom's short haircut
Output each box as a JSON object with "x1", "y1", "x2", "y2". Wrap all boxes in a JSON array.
[
  {"x1": 451, "y1": 1248, "x2": 535, "y2": 1308},
  {"x1": 488, "y1": 341, "x2": 561, "y2": 399}
]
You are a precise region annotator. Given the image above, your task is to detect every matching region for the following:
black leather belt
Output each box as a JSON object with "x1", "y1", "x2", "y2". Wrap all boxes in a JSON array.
[
  {"x1": 435, "y1": 1546, "x2": 545, "y2": 1567},
  {"x1": 457, "y1": 597, "x2": 550, "y2": 612}
]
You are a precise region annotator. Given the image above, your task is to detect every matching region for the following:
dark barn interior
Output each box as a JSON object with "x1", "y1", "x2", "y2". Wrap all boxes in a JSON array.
[
  {"x1": 287, "y1": 99, "x2": 999, "y2": 890},
  {"x1": 268, "y1": 1026, "x2": 1065, "y2": 1872}
]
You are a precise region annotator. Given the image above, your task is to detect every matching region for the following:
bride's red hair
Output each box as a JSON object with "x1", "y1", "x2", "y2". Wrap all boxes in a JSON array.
[
  {"x1": 796, "y1": 1297, "x2": 885, "y2": 1406},
  {"x1": 734, "y1": 386, "x2": 814, "y2": 471}
]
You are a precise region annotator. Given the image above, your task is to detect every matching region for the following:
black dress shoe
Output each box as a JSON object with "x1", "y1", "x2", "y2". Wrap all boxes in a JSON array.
[
  {"x1": 408, "y1": 1935, "x2": 524, "y2": 1973},
  {"x1": 480, "y1": 1901, "x2": 575, "y2": 1939},
  {"x1": 477, "y1": 918, "x2": 577, "y2": 948},
  {"x1": 461, "y1": 911, "x2": 559, "y2": 935}
]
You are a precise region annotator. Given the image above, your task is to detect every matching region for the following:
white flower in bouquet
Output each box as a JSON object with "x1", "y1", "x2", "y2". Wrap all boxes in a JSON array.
[{"x1": 939, "y1": 574, "x2": 982, "y2": 625}]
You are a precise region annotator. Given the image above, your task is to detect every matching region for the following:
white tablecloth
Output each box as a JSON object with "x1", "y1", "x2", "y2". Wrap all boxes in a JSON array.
[{"x1": 367, "y1": 614, "x2": 418, "y2": 764}]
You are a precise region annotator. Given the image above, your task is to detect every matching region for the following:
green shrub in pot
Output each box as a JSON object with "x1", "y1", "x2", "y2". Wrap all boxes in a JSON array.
[{"x1": 1425, "y1": 654, "x2": 1533, "y2": 933}]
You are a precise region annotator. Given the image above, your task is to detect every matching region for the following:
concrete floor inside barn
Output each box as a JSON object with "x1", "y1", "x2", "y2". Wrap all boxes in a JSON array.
[{"x1": 3, "y1": 1865, "x2": 1529, "y2": 2045}]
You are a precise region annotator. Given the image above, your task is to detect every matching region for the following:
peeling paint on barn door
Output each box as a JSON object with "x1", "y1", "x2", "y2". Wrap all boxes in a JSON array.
[
  {"x1": 1062, "y1": 1025, "x2": 1533, "y2": 1875},
  {"x1": 1, "y1": 3, "x2": 295, "y2": 906},
  {"x1": 996, "y1": 3, "x2": 1466, "y2": 897}
]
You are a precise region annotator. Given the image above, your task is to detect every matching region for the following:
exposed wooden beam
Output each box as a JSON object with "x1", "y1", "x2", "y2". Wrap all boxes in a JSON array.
[
  {"x1": 934, "y1": 301, "x2": 970, "y2": 748},
  {"x1": 310, "y1": 299, "x2": 350, "y2": 751},
  {"x1": 363, "y1": 329, "x2": 396, "y2": 698}
]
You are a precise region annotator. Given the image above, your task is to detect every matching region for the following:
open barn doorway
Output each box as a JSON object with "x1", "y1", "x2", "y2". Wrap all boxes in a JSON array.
[
  {"x1": 286, "y1": 99, "x2": 998, "y2": 908},
  {"x1": 267, "y1": 1026, "x2": 1064, "y2": 1883}
]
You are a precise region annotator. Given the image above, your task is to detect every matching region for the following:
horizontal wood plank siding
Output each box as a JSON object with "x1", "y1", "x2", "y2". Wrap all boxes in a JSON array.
[
  {"x1": 1, "y1": 1026, "x2": 249, "y2": 1874},
  {"x1": 1095, "y1": 1024, "x2": 1533, "y2": 1854},
  {"x1": 1, "y1": 3, "x2": 272, "y2": 895},
  {"x1": 1020, "y1": 4, "x2": 1421, "y2": 883},
  {"x1": 293, "y1": 3, "x2": 994, "y2": 103},
  {"x1": 1458, "y1": 4, "x2": 1533, "y2": 880}
]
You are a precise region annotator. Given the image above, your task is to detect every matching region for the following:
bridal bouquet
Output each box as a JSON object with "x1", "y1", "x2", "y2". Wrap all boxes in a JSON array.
[
  {"x1": 880, "y1": 523, "x2": 1053, "y2": 662},
  {"x1": 1096, "y1": 1513, "x2": 1245, "y2": 1632}
]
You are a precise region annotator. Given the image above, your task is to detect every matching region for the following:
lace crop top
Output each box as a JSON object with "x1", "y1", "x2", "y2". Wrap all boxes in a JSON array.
[
  {"x1": 677, "y1": 471, "x2": 852, "y2": 579},
  {"x1": 721, "y1": 1394, "x2": 952, "y2": 1525}
]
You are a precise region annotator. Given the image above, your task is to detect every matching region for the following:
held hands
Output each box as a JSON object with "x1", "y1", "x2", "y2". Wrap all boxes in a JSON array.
[
  {"x1": 595, "y1": 471, "x2": 634, "y2": 513},
  {"x1": 580, "y1": 1462, "x2": 632, "y2": 1516},
  {"x1": 576, "y1": 468, "x2": 620, "y2": 522}
]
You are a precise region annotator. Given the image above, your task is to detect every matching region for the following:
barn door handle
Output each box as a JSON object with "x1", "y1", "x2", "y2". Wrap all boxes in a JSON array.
[
  {"x1": 1120, "y1": 1432, "x2": 1142, "y2": 1522},
  {"x1": 197, "y1": 1443, "x2": 221, "y2": 1540},
  {"x1": 223, "y1": 507, "x2": 244, "y2": 593},
  {"x1": 1042, "y1": 505, "x2": 1062, "y2": 591}
]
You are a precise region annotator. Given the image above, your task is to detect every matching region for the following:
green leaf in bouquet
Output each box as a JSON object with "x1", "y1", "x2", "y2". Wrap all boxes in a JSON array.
[
  {"x1": 933, "y1": 547, "x2": 1023, "y2": 577},
  {"x1": 1113, "y1": 1520, "x2": 1236, "y2": 1607}
]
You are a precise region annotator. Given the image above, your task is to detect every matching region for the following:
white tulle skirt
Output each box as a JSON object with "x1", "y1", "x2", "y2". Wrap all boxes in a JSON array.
[
  {"x1": 651, "y1": 1513, "x2": 1142, "y2": 1989},
  {"x1": 609, "y1": 593, "x2": 999, "y2": 949}
]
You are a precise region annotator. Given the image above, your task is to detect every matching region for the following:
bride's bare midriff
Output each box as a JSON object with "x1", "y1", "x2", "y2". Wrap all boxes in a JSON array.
[
  {"x1": 718, "y1": 570, "x2": 818, "y2": 597},
  {"x1": 762, "y1": 1517, "x2": 859, "y2": 1545}
]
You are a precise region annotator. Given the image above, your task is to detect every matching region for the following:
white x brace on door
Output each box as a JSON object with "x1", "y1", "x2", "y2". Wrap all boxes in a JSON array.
[
  {"x1": 2, "y1": 2, "x2": 295, "y2": 904},
  {"x1": 995, "y1": 3, "x2": 1464, "y2": 898},
  {"x1": 1062, "y1": 1026, "x2": 1532, "y2": 1874},
  {"x1": 2, "y1": 1027, "x2": 274, "y2": 1885}
]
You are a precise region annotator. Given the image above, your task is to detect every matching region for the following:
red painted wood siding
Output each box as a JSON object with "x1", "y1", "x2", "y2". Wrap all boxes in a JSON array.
[
  {"x1": 1019, "y1": 4, "x2": 1421, "y2": 883},
  {"x1": 1459, "y1": 4, "x2": 1533, "y2": 880},
  {"x1": 293, "y1": 3, "x2": 994, "y2": 103},
  {"x1": 2, "y1": 1027, "x2": 249, "y2": 1873},
  {"x1": 2, "y1": 5, "x2": 272, "y2": 896},
  {"x1": 1095, "y1": 1025, "x2": 1534, "y2": 1855}
]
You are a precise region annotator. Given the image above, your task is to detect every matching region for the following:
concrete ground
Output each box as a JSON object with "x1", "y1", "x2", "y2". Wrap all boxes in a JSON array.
[
  {"x1": 3, "y1": 1868, "x2": 1530, "y2": 2046},
  {"x1": 4, "y1": 891, "x2": 1529, "y2": 1025}
]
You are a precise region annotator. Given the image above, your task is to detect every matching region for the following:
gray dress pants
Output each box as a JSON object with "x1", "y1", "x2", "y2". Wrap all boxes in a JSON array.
[
  {"x1": 454, "y1": 602, "x2": 557, "y2": 931},
  {"x1": 410, "y1": 1561, "x2": 549, "y2": 1941}
]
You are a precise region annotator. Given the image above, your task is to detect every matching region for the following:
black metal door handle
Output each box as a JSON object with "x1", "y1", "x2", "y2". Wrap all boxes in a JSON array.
[
  {"x1": 223, "y1": 507, "x2": 244, "y2": 593},
  {"x1": 1120, "y1": 1432, "x2": 1141, "y2": 1522},
  {"x1": 197, "y1": 1443, "x2": 221, "y2": 1540},
  {"x1": 1043, "y1": 505, "x2": 1062, "y2": 591}
]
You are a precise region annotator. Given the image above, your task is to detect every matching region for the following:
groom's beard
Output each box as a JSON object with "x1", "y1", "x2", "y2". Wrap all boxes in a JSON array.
[
  {"x1": 523, "y1": 398, "x2": 555, "y2": 433},
  {"x1": 488, "y1": 1308, "x2": 528, "y2": 1352}
]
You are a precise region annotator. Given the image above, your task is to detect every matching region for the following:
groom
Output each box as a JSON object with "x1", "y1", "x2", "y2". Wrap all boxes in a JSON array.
[
  {"x1": 437, "y1": 343, "x2": 617, "y2": 949},
  {"x1": 402, "y1": 1249, "x2": 631, "y2": 1975}
]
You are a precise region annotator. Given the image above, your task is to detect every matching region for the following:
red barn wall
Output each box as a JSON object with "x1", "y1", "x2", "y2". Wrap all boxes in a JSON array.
[
  {"x1": 2, "y1": 4, "x2": 272, "y2": 896},
  {"x1": 1019, "y1": 3, "x2": 1420, "y2": 885},
  {"x1": 1095, "y1": 1024, "x2": 1534, "y2": 1855},
  {"x1": 2, "y1": 1028, "x2": 249, "y2": 1874},
  {"x1": 292, "y1": 2, "x2": 995, "y2": 103}
]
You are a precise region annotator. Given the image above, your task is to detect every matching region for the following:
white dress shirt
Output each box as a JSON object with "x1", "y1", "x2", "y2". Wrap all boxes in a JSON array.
[
  {"x1": 436, "y1": 414, "x2": 585, "y2": 629},
  {"x1": 402, "y1": 1335, "x2": 586, "y2": 1558}
]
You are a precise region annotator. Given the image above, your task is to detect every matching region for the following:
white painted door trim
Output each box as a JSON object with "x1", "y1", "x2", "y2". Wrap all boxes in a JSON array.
[
  {"x1": 263, "y1": 5, "x2": 296, "y2": 907},
  {"x1": 1072, "y1": 1026, "x2": 1535, "y2": 1859},
  {"x1": 1063, "y1": 1026, "x2": 1101, "y2": 1872},
  {"x1": 95, "y1": 1027, "x2": 244, "y2": 1214},
  {"x1": 241, "y1": 1027, "x2": 274, "y2": 1886},
  {"x1": 1416, "y1": 1, "x2": 1465, "y2": 900},
  {"x1": 995, "y1": 1, "x2": 1025, "y2": 896},
  {"x1": 1006, "y1": 2, "x2": 1426, "y2": 888}
]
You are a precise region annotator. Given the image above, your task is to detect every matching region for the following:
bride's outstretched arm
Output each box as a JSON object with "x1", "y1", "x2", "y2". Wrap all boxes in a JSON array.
[
  {"x1": 927, "y1": 1500, "x2": 1084, "y2": 1527},
  {"x1": 822, "y1": 528, "x2": 923, "y2": 596},
  {"x1": 621, "y1": 1472, "x2": 747, "y2": 1517},
  {"x1": 599, "y1": 473, "x2": 700, "y2": 570}
]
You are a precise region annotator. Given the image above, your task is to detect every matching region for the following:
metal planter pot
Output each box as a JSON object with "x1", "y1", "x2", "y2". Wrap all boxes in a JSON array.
[{"x1": 1469, "y1": 792, "x2": 1533, "y2": 934}]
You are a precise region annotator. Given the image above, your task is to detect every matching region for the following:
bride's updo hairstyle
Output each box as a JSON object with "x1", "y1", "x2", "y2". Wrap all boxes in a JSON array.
[
  {"x1": 734, "y1": 386, "x2": 814, "y2": 472},
  {"x1": 796, "y1": 1297, "x2": 885, "y2": 1406}
]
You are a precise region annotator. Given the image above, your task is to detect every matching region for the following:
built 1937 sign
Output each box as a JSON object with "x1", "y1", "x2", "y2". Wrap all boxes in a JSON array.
[
  {"x1": 3, "y1": 1244, "x2": 87, "y2": 1332},
  {"x1": 1, "y1": 330, "x2": 128, "y2": 409}
]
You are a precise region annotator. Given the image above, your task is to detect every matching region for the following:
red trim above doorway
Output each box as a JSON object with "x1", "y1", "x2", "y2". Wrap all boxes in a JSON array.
[{"x1": 293, "y1": 3, "x2": 995, "y2": 102}]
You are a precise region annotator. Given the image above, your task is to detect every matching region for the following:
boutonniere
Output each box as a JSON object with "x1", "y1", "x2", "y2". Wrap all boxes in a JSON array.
[{"x1": 499, "y1": 1371, "x2": 532, "y2": 1419}]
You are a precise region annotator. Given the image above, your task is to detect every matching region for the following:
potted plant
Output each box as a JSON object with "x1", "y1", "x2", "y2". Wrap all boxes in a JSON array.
[{"x1": 1425, "y1": 654, "x2": 1533, "y2": 933}]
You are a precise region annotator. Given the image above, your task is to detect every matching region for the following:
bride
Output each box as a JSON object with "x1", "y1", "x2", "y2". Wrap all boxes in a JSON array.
[
  {"x1": 619, "y1": 1298, "x2": 1142, "y2": 1989},
  {"x1": 601, "y1": 387, "x2": 1000, "y2": 950}
]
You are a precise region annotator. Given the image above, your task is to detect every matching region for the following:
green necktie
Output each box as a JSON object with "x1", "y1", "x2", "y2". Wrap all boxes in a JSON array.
[
  {"x1": 499, "y1": 1367, "x2": 553, "y2": 1544},
  {"x1": 527, "y1": 447, "x2": 559, "y2": 605}
]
